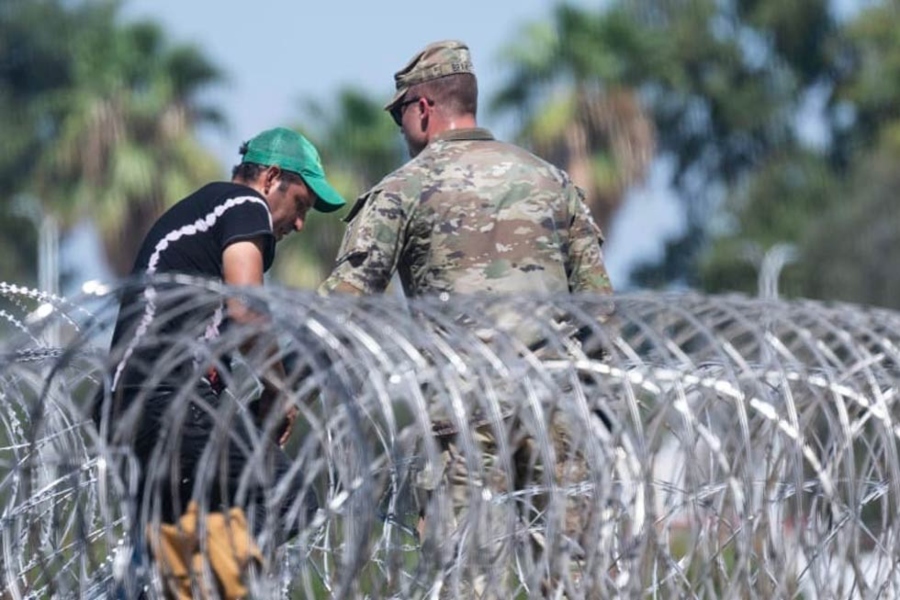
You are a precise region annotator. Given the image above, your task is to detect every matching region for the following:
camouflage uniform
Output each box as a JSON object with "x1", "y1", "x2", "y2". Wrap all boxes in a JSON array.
[
  {"x1": 321, "y1": 40, "x2": 613, "y2": 598},
  {"x1": 321, "y1": 127, "x2": 611, "y2": 297}
]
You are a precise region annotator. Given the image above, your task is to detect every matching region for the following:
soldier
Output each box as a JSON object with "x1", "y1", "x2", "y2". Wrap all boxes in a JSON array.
[
  {"x1": 321, "y1": 40, "x2": 611, "y2": 298},
  {"x1": 320, "y1": 40, "x2": 614, "y2": 597}
]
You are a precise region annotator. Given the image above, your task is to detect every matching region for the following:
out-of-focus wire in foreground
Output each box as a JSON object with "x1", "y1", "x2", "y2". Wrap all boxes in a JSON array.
[{"x1": 1, "y1": 277, "x2": 899, "y2": 599}]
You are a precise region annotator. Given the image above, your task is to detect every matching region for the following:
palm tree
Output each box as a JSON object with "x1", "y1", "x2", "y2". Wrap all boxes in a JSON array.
[
  {"x1": 33, "y1": 15, "x2": 224, "y2": 276},
  {"x1": 491, "y1": 5, "x2": 662, "y2": 233},
  {"x1": 0, "y1": 0, "x2": 95, "y2": 285}
]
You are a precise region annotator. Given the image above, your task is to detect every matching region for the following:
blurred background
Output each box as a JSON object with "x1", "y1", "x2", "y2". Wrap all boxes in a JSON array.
[{"x1": 2, "y1": 0, "x2": 899, "y2": 308}]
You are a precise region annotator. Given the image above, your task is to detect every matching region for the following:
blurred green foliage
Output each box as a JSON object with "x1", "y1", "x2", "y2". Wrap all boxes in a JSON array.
[
  {"x1": 3, "y1": 0, "x2": 900, "y2": 309},
  {"x1": 618, "y1": 0, "x2": 900, "y2": 304},
  {"x1": 0, "y1": 0, "x2": 222, "y2": 280}
]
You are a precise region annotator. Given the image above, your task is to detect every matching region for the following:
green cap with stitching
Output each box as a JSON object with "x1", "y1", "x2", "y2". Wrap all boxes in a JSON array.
[{"x1": 241, "y1": 127, "x2": 346, "y2": 213}]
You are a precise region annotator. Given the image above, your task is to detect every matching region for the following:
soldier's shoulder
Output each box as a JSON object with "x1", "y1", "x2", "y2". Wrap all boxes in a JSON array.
[
  {"x1": 341, "y1": 159, "x2": 430, "y2": 223},
  {"x1": 487, "y1": 140, "x2": 574, "y2": 185},
  {"x1": 366, "y1": 155, "x2": 433, "y2": 196}
]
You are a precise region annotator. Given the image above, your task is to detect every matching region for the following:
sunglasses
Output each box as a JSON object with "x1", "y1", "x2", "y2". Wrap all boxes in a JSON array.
[{"x1": 390, "y1": 96, "x2": 432, "y2": 127}]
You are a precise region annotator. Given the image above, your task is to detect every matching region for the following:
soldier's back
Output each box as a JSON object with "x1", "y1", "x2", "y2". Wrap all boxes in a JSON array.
[{"x1": 388, "y1": 135, "x2": 578, "y2": 297}]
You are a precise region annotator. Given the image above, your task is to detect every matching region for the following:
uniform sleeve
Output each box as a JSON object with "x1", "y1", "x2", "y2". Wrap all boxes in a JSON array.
[
  {"x1": 320, "y1": 189, "x2": 407, "y2": 294},
  {"x1": 566, "y1": 185, "x2": 613, "y2": 295},
  {"x1": 218, "y1": 197, "x2": 276, "y2": 271}
]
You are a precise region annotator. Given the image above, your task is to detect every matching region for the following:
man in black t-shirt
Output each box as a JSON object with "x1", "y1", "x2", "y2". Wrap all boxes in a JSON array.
[{"x1": 95, "y1": 127, "x2": 345, "y2": 597}]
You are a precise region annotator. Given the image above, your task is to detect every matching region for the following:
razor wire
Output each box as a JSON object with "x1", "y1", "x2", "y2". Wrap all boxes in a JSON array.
[{"x1": 1, "y1": 276, "x2": 900, "y2": 599}]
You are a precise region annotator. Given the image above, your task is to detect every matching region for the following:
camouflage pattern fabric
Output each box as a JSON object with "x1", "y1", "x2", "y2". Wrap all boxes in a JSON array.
[
  {"x1": 322, "y1": 124, "x2": 613, "y2": 598},
  {"x1": 321, "y1": 127, "x2": 613, "y2": 298},
  {"x1": 385, "y1": 39, "x2": 475, "y2": 110},
  {"x1": 413, "y1": 411, "x2": 598, "y2": 598}
]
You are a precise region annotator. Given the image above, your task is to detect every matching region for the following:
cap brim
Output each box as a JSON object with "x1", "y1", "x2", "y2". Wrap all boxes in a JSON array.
[
  {"x1": 384, "y1": 88, "x2": 407, "y2": 111},
  {"x1": 306, "y1": 174, "x2": 347, "y2": 213}
]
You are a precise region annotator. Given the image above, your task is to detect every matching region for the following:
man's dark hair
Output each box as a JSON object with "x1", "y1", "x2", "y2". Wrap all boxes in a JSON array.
[
  {"x1": 411, "y1": 73, "x2": 478, "y2": 118},
  {"x1": 232, "y1": 147, "x2": 304, "y2": 190},
  {"x1": 231, "y1": 160, "x2": 266, "y2": 182}
]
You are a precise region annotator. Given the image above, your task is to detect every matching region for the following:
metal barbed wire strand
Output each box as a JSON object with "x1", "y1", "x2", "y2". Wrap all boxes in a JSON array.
[{"x1": 3, "y1": 278, "x2": 900, "y2": 598}]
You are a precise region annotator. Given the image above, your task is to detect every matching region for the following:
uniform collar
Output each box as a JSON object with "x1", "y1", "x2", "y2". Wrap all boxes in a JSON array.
[{"x1": 433, "y1": 127, "x2": 495, "y2": 143}]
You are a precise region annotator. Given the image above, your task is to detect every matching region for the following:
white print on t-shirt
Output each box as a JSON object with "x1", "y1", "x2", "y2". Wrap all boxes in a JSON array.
[{"x1": 112, "y1": 195, "x2": 271, "y2": 390}]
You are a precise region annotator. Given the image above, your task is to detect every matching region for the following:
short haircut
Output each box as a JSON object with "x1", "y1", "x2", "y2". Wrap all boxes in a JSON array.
[
  {"x1": 232, "y1": 160, "x2": 304, "y2": 189},
  {"x1": 409, "y1": 72, "x2": 478, "y2": 118},
  {"x1": 231, "y1": 161, "x2": 265, "y2": 182}
]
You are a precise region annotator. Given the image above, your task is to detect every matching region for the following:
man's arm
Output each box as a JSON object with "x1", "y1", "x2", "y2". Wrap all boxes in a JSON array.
[
  {"x1": 565, "y1": 185, "x2": 614, "y2": 296},
  {"x1": 562, "y1": 185, "x2": 616, "y2": 360},
  {"x1": 222, "y1": 239, "x2": 294, "y2": 445},
  {"x1": 319, "y1": 190, "x2": 407, "y2": 295}
]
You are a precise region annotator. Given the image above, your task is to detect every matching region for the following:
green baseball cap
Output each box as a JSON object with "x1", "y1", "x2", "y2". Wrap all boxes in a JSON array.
[
  {"x1": 385, "y1": 40, "x2": 475, "y2": 111},
  {"x1": 241, "y1": 127, "x2": 346, "y2": 213}
]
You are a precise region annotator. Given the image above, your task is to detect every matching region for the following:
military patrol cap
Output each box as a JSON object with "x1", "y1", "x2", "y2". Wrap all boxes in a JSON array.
[{"x1": 384, "y1": 40, "x2": 475, "y2": 111}]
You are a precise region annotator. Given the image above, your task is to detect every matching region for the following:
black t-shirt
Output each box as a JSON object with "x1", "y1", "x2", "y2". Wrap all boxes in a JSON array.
[{"x1": 108, "y1": 181, "x2": 275, "y2": 391}]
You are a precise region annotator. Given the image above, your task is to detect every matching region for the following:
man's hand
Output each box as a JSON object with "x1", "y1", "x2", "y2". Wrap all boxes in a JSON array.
[
  {"x1": 278, "y1": 404, "x2": 298, "y2": 447},
  {"x1": 250, "y1": 387, "x2": 296, "y2": 447}
]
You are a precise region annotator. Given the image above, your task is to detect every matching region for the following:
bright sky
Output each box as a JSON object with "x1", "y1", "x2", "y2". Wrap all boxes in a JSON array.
[
  {"x1": 121, "y1": 0, "x2": 598, "y2": 164},
  {"x1": 70, "y1": 0, "x2": 681, "y2": 291}
]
